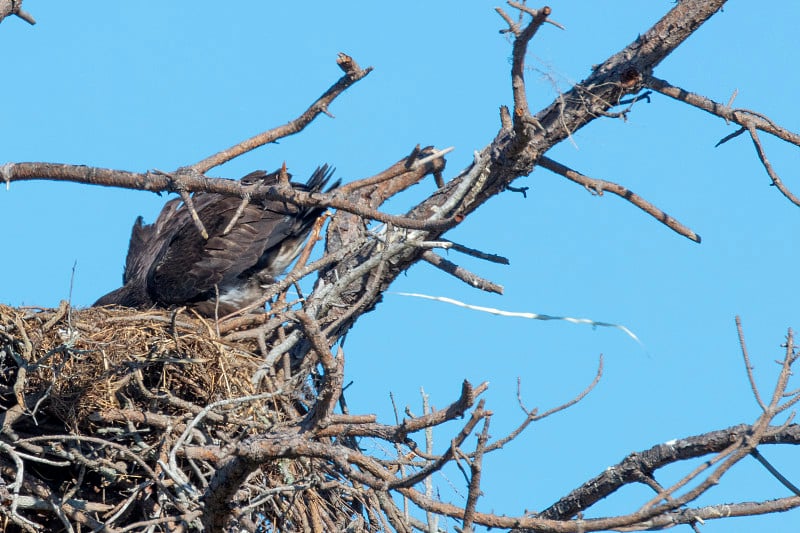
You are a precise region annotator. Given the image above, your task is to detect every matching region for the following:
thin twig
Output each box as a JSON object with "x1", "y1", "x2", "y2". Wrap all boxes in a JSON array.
[
  {"x1": 189, "y1": 53, "x2": 373, "y2": 174},
  {"x1": 0, "y1": 441, "x2": 25, "y2": 517},
  {"x1": 538, "y1": 155, "x2": 701, "y2": 242},
  {"x1": 441, "y1": 240, "x2": 510, "y2": 264},
  {"x1": 421, "y1": 250, "x2": 504, "y2": 294},
  {"x1": 746, "y1": 122, "x2": 800, "y2": 207},
  {"x1": 750, "y1": 448, "x2": 800, "y2": 497},
  {"x1": 735, "y1": 316, "x2": 766, "y2": 411},
  {"x1": 177, "y1": 189, "x2": 209, "y2": 240},
  {"x1": 484, "y1": 355, "x2": 603, "y2": 453},
  {"x1": 221, "y1": 193, "x2": 251, "y2": 236}
]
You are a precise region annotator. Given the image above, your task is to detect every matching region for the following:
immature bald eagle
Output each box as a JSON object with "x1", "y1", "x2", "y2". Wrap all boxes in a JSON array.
[{"x1": 94, "y1": 165, "x2": 338, "y2": 316}]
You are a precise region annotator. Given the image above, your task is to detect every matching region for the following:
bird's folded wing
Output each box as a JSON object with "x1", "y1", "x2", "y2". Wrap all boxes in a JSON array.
[{"x1": 147, "y1": 194, "x2": 300, "y2": 304}]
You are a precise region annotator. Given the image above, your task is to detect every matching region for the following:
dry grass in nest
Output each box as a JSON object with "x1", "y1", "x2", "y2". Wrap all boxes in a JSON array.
[
  {"x1": 0, "y1": 302, "x2": 352, "y2": 531},
  {"x1": 1, "y1": 303, "x2": 269, "y2": 431}
]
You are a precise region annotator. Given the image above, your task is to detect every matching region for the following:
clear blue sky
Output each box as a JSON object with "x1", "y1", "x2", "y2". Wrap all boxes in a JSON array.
[{"x1": 2, "y1": 2, "x2": 798, "y2": 531}]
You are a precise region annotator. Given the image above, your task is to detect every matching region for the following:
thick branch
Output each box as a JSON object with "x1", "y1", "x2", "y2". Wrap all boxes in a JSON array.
[
  {"x1": 1, "y1": 160, "x2": 452, "y2": 231},
  {"x1": 539, "y1": 423, "x2": 800, "y2": 521},
  {"x1": 310, "y1": 0, "x2": 731, "y2": 376}
]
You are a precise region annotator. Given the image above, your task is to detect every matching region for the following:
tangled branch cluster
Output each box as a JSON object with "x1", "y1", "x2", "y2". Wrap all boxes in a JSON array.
[
  {"x1": 1, "y1": 304, "x2": 799, "y2": 532},
  {"x1": 2, "y1": 1, "x2": 800, "y2": 531},
  {"x1": 0, "y1": 304, "x2": 498, "y2": 531}
]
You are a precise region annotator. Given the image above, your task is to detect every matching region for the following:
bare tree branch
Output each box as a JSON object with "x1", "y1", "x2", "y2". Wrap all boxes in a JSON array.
[
  {"x1": 189, "y1": 53, "x2": 372, "y2": 174},
  {"x1": 746, "y1": 122, "x2": 800, "y2": 207},
  {"x1": 645, "y1": 75, "x2": 800, "y2": 147},
  {"x1": 538, "y1": 156, "x2": 702, "y2": 242},
  {"x1": 0, "y1": 159, "x2": 453, "y2": 231},
  {"x1": 421, "y1": 250, "x2": 504, "y2": 294},
  {"x1": 736, "y1": 315, "x2": 767, "y2": 411}
]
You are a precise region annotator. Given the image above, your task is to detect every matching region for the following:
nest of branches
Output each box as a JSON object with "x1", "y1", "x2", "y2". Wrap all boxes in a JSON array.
[
  {"x1": 6, "y1": 303, "x2": 800, "y2": 533},
  {"x1": 0, "y1": 296, "x2": 525, "y2": 533},
  {"x1": 0, "y1": 302, "x2": 371, "y2": 531},
  {"x1": 4, "y1": 2, "x2": 800, "y2": 531}
]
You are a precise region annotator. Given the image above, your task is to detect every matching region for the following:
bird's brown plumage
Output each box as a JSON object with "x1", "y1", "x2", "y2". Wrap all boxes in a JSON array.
[{"x1": 94, "y1": 165, "x2": 338, "y2": 315}]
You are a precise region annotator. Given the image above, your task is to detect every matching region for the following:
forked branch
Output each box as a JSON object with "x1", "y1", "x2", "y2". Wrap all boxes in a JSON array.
[{"x1": 645, "y1": 75, "x2": 800, "y2": 207}]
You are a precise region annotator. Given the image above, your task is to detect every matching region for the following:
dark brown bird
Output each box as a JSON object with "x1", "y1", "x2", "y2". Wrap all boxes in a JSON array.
[{"x1": 94, "y1": 165, "x2": 338, "y2": 316}]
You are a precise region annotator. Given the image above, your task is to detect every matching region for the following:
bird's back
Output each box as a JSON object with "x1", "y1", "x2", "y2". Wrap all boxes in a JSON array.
[{"x1": 93, "y1": 165, "x2": 338, "y2": 315}]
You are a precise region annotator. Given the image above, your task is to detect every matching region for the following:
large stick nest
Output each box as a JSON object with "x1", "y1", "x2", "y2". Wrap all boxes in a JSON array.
[{"x1": 0, "y1": 303, "x2": 362, "y2": 532}]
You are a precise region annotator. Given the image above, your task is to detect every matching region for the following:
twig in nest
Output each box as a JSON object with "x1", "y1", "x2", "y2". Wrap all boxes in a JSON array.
[
  {"x1": 296, "y1": 312, "x2": 343, "y2": 429},
  {"x1": 462, "y1": 413, "x2": 491, "y2": 532},
  {"x1": 292, "y1": 212, "x2": 330, "y2": 274},
  {"x1": 255, "y1": 329, "x2": 304, "y2": 380},
  {"x1": 0, "y1": 441, "x2": 24, "y2": 518},
  {"x1": 168, "y1": 390, "x2": 284, "y2": 483}
]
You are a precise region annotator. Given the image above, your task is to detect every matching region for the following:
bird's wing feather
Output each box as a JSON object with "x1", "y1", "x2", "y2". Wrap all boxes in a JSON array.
[
  {"x1": 122, "y1": 216, "x2": 149, "y2": 285},
  {"x1": 147, "y1": 194, "x2": 302, "y2": 304}
]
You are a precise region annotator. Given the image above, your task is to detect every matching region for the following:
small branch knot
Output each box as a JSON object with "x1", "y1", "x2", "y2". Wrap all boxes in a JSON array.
[
  {"x1": 337, "y1": 52, "x2": 363, "y2": 77},
  {"x1": 620, "y1": 67, "x2": 642, "y2": 88}
]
